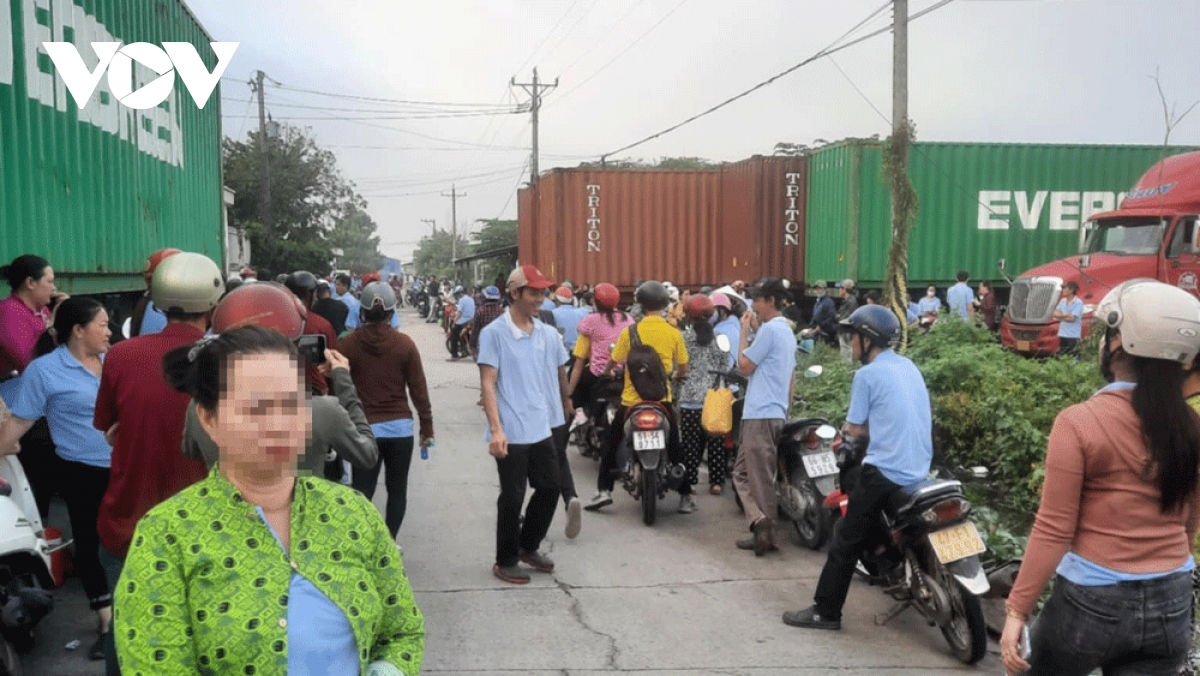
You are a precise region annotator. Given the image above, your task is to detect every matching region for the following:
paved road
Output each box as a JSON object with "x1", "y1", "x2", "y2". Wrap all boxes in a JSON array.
[{"x1": 24, "y1": 306, "x2": 1002, "y2": 674}]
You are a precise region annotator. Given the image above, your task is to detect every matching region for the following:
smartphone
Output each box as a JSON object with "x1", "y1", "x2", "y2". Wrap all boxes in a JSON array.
[
  {"x1": 1021, "y1": 624, "x2": 1032, "y2": 660},
  {"x1": 297, "y1": 334, "x2": 327, "y2": 365}
]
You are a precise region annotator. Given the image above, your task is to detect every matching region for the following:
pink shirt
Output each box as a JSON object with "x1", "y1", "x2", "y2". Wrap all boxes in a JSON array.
[
  {"x1": 0, "y1": 295, "x2": 50, "y2": 375},
  {"x1": 574, "y1": 311, "x2": 635, "y2": 375}
]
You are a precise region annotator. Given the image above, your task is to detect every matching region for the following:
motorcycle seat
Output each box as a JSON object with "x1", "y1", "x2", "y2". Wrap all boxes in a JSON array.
[
  {"x1": 888, "y1": 478, "x2": 964, "y2": 518},
  {"x1": 781, "y1": 418, "x2": 832, "y2": 436}
]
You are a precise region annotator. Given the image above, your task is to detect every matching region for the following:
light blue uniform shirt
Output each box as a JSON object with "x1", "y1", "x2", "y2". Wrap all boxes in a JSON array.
[
  {"x1": 456, "y1": 296, "x2": 476, "y2": 326},
  {"x1": 907, "y1": 302, "x2": 920, "y2": 323},
  {"x1": 9, "y1": 345, "x2": 112, "y2": 467},
  {"x1": 1057, "y1": 297, "x2": 1085, "y2": 339},
  {"x1": 541, "y1": 298, "x2": 556, "y2": 313},
  {"x1": 946, "y1": 283, "x2": 974, "y2": 320},
  {"x1": 713, "y1": 316, "x2": 741, "y2": 369},
  {"x1": 255, "y1": 506, "x2": 359, "y2": 675},
  {"x1": 847, "y1": 350, "x2": 933, "y2": 486},
  {"x1": 477, "y1": 310, "x2": 569, "y2": 445},
  {"x1": 371, "y1": 419, "x2": 414, "y2": 439},
  {"x1": 344, "y1": 294, "x2": 399, "y2": 330},
  {"x1": 742, "y1": 317, "x2": 797, "y2": 420},
  {"x1": 139, "y1": 300, "x2": 168, "y2": 335},
  {"x1": 551, "y1": 305, "x2": 585, "y2": 349},
  {"x1": 917, "y1": 296, "x2": 941, "y2": 315}
]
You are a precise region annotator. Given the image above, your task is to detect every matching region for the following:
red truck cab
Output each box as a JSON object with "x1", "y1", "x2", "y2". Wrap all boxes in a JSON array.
[{"x1": 1001, "y1": 151, "x2": 1200, "y2": 355}]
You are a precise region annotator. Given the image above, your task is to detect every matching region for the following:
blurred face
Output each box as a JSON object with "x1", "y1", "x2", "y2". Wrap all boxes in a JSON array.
[
  {"x1": 752, "y1": 295, "x2": 773, "y2": 316},
  {"x1": 927, "y1": 287, "x2": 936, "y2": 297},
  {"x1": 23, "y1": 266, "x2": 56, "y2": 308},
  {"x1": 200, "y1": 353, "x2": 309, "y2": 472},
  {"x1": 73, "y1": 309, "x2": 111, "y2": 355},
  {"x1": 511, "y1": 287, "x2": 546, "y2": 317}
]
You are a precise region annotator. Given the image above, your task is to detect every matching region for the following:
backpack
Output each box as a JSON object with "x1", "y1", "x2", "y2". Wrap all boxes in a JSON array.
[{"x1": 625, "y1": 322, "x2": 669, "y2": 402}]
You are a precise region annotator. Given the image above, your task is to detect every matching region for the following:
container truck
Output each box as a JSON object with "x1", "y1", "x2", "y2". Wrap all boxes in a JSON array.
[
  {"x1": 1, "y1": 0, "x2": 226, "y2": 315},
  {"x1": 1001, "y1": 150, "x2": 1200, "y2": 355}
]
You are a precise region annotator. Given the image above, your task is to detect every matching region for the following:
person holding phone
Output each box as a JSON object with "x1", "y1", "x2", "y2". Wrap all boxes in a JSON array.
[{"x1": 342, "y1": 282, "x2": 434, "y2": 538}]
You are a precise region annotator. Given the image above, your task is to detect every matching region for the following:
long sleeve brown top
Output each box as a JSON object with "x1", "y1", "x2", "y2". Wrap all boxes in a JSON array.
[
  {"x1": 1008, "y1": 388, "x2": 1200, "y2": 616},
  {"x1": 339, "y1": 323, "x2": 434, "y2": 440}
]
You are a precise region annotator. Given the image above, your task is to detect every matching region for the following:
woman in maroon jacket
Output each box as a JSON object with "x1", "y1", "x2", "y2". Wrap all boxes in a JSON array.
[{"x1": 341, "y1": 282, "x2": 434, "y2": 537}]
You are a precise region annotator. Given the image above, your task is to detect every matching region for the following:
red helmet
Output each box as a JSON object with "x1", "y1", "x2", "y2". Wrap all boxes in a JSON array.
[
  {"x1": 144, "y1": 248, "x2": 182, "y2": 285},
  {"x1": 594, "y1": 283, "x2": 620, "y2": 310},
  {"x1": 240, "y1": 267, "x2": 257, "y2": 279},
  {"x1": 362, "y1": 272, "x2": 381, "y2": 285},
  {"x1": 683, "y1": 294, "x2": 714, "y2": 319},
  {"x1": 212, "y1": 282, "x2": 306, "y2": 340}
]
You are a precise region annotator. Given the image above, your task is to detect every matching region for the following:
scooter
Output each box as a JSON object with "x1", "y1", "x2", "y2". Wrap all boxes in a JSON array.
[
  {"x1": 570, "y1": 374, "x2": 622, "y2": 461},
  {"x1": 617, "y1": 401, "x2": 683, "y2": 526},
  {"x1": 776, "y1": 418, "x2": 840, "y2": 549},
  {"x1": 0, "y1": 456, "x2": 58, "y2": 674}
]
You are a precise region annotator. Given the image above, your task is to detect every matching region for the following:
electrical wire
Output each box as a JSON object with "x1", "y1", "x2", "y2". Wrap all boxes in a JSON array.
[
  {"x1": 362, "y1": 166, "x2": 529, "y2": 199},
  {"x1": 558, "y1": 0, "x2": 650, "y2": 78},
  {"x1": 513, "y1": 0, "x2": 586, "y2": 76},
  {"x1": 225, "y1": 110, "x2": 527, "y2": 122},
  {"x1": 264, "y1": 82, "x2": 516, "y2": 108},
  {"x1": 224, "y1": 97, "x2": 523, "y2": 116}
]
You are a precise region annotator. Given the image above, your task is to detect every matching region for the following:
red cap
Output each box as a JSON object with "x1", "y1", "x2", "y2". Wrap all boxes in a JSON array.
[
  {"x1": 144, "y1": 248, "x2": 182, "y2": 285},
  {"x1": 507, "y1": 265, "x2": 555, "y2": 291},
  {"x1": 554, "y1": 286, "x2": 574, "y2": 303}
]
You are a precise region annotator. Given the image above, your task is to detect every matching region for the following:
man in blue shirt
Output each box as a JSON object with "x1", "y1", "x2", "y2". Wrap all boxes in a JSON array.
[
  {"x1": 335, "y1": 275, "x2": 362, "y2": 330},
  {"x1": 784, "y1": 305, "x2": 933, "y2": 631},
  {"x1": 1053, "y1": 281, "x2": 1085, "y2": 355},
  {"x1": 733, "y1": 279, "x2": 797, "y2": 556},
  {"x1": 449, "y1": 286, "x2": 475, "y2": 359},
  {"x1": 478, "y1": 265, "x2": 569, "y2": 584},
  {"x1": 550, "y1": 287, "x2": 584, "y2": 351},
  {"x1": 946, "y1": 270, "x2": 975, "y2": 321},
  {"x1": 805, "y1": 281, "x2": 838, "y2": 345}
]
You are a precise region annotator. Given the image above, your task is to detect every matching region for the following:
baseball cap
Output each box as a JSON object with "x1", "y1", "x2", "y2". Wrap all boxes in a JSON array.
[
  {"x1": 483, "y1": 286, "x2": 502, "y2": 300},
  {"x1": 554, "y1": 287, "x2": 574, "y2": 303},
  {"x1": 507, "y1": 265, "x2": 555, "y2": 292}
]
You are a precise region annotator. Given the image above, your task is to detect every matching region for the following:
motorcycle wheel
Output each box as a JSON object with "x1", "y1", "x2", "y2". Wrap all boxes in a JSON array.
[
  {"x1": 789, "y1": 481, "x2": 830, "y2": 550},
  {"x1": 641, "y1": 470, "x2": 657, "y2": 526},
  {"x1": 934, "y1": 560, "x2": 988, "y2": 664},
  {"x1": 0, "y1": 637, "x2": 21, "y2": 676}
]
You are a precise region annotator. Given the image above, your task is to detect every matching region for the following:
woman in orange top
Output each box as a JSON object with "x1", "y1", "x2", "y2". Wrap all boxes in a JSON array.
[{"x1": 1001, "y1": 280, "x2": 1200, "y2": 675}]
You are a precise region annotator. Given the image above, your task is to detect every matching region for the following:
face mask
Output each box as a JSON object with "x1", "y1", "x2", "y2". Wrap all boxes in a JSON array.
[{"x1": 927, "y1": 291, "x2": 935, "y2": 298}]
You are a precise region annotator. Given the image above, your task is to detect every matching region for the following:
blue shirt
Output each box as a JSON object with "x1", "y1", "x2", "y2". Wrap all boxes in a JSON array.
[
  {"x1": 139, "y1": 300, "x2": 168, "y2": 335},
  {"x1": 847, "y1": 350, "x2": 933, "y2": 486},
  {"x1": 917, "y1": 296, "x2": 941, "y2": 315},
  {"x1": 371, "y1": 419, "x2": 414, "y2": 439},
  {"x1": 906, "y1": 302, "x2": 920, "y2": 323},
  {"x1": 255, "y1": 506, "x2": 359, "y2": 675},
  {"x1": 742, "y1": 317, "x2": 797, "y2": 420},
  {"x1": 341, "y1": 294, "x2": 362, "y2": 330},
  {"x1": 477, "y1": 310, "x2": 569, "y2": 445},
  {"x1": 551, "y1": 305, "x2": 585, "y2": 349},
  {"x1": 455, "y1": 296, "x2": 476, "y2": 326},
  {"x1": 541, "y1": 298, "x2": 556, "y2": 313},
  {"x1": 9, "y1": 345, "x2": 112, "y2": 467},
  {"x1": 946, "y1": 283, "x2": 974, "y2": 320},
  {"x1": 1057, "y1": 297, "x2": 1085, "y2": 339},
  {"x1": 714, "y1": 316, "x2": 742, "y2": 369}
]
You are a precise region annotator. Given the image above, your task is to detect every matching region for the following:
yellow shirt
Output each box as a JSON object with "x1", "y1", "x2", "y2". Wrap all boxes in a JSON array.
[
  {"x1": 610, "y1": 315, "x2": 689, "y2": 406},
  {"x1": 1188, "y1": 393, "x2": 1200, "y2": 415}
]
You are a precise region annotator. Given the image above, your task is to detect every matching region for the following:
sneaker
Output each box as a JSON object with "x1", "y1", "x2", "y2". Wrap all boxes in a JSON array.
[
  {"x1": 565, "y1": 498, "x2": 583, "y2": 539},
  {"x1": 519, "y1": 549, "x2": 555, "y2": 573},
  {"x1": 678, "y1": 494, "x2": 697, "y2": 514},
  {"x1": 584, "y1": 491, "x2": 612, "y2": 511},
  {"x1": 782, "y1": 605, "x2": 841, "y2": 630},
  {"x1": 735, "y1": 519, "x2": 776, "y2": 556},
  {"x1": 493, "y1": 563, "x2": 530, "y2": 584},
  {"x1": 709, "y1": 484, "x2": 723, "y2": 496},
  {"x1": 569, "y1": 409, "x2": 588, "y2": 430}
]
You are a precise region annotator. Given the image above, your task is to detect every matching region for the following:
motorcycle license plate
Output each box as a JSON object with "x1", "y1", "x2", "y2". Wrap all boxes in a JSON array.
[
  {"x1": 632, "y1": 430, "x2": 665, "y2": 451},
  {"x1": 801, "y1": 451, "x2": 839, "y2": 477},
  {"x1": 1016, "y1": 340, "x2": 1031, "y2": 352},
  {"x1": 928, "y1": 522, "x2": 987, "y2": 564}
]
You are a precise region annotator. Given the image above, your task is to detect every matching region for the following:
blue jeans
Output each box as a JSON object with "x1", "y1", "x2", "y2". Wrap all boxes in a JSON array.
[
  {"x1": 99, "y1": 547, "x2": 124, "y2": 675},
  {"x1": 1025, "y1": 572, "x2": 1192, "y2": 675}
]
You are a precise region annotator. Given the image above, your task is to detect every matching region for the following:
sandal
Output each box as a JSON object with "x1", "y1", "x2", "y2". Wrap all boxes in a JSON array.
[
  {"x1": 88, "y1": 631, "x2": 108, "y2": 661},
  {"x1": 710, "y1": 484, "x2": 724, "y2": 496}
]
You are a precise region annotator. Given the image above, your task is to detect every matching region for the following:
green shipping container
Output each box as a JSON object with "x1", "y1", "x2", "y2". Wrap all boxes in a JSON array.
[
  {"x1": 1, "y1": 0, "x2": 224, "y2": 295},
  {"x1": 805, "y1": 140, "x2": 1199, "y2": 288}
]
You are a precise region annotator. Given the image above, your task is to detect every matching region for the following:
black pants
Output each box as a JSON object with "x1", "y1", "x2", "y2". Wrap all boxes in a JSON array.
[
  {"x1": 59, "y1": 458, "x2": 112, "y2": 610},
  {"x1": 450, "y1": 323, "x2": 467, "y2": 357},
  {"x1": 551, "y1": 424, "x2": 576, "y2": 508},
  {"x1": 598, "y1": 404, "x2": 682, "y2": 493},
  {"x1": 20, "y1": 419, "x2": 58, "y2": 520},
  {"x1": 679, "y1": 408, "x2": 720, "y2": 496},
  {"x1": 813, "y1": 464, "x2": 900, "y2": 621},
  {"x1": 495, "y1": 437, "x2": 560, "y2": 567},
  {"x1": 351, "y1": 436, "x2": 414, "y2": 538},
  {"x1": 1059, "y1": 337, "x2": 1080, "y2": 355}
]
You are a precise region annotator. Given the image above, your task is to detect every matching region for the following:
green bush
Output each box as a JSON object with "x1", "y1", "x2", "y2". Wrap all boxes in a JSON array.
[{"x1": 792, "y1": 317, "x2": 1105, "y2": 535}]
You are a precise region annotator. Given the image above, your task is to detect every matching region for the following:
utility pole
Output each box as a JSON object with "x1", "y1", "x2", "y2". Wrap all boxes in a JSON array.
[
  {"x1": 441, "y1": 185, "x2": 466, "y2": 263},
  {"x1": 883, "y1": 0, "x2": 916, "y2": 349},
  {"x1": 252, "y1": 71, "x2": 273, "y2": 246},
  {"x1": 893, "y1": 0, "x2": 907, "y2": 145},
  {"x1": 512, "y1": 67, "x2": 558, "y2": 186},
  {"x1": 420, "y1": 218, "x2": 437, "y2": 234}
]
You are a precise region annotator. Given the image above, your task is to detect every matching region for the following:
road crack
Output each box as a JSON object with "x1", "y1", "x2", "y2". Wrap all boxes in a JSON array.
[{"x1": 554, "y1": 577, "x2": 620, "y2": 671}]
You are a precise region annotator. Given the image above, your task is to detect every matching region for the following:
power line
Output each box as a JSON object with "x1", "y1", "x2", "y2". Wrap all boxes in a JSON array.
[
  {"x1": 364, "y1": 167, "x2": 527, "y2": 199},
  {"x1": 558, "y1": 0, "x2": 650, "y2": 77},
  {"x1": 513, "y1": 0, "x2": 585, "y2": 76},
  {"x1": 264, "y1": 82, "x2": 515, "y2": 108},
  {"x1": 223, "y1": 96, "x2": 524, "y2": 116},
  {"x1": 600, "y1": 0, "x2": 957, "y2": 161},
  {"x1": 225, "y1": 110, "x2": 527, "y2": 122},
  {"x1": 536, "y1": 0, "x2": 602, "y2": 69}
]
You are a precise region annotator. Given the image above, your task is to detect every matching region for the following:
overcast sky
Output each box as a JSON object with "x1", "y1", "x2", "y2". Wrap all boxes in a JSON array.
[{"x1": 188, "y1": 0, "x2": 1200, "y2": 263}]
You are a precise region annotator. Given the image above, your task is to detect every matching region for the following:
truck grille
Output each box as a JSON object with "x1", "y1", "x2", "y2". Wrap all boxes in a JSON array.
[
  {"x1": 1011, "y1": 329, "x2": 1041, "y2": 342},
  {"x1": 1008, "y1": 279, "x2": 1061, "y2": 324}
]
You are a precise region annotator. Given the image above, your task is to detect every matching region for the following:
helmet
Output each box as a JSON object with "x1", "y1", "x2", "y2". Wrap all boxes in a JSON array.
[
  {"x1": 360, "y1": 282, "x2": 397, "y2": 312},
  {"x1": 151, "y1": 252, "x2": 223, "y2": 314},
  {"x1": 699, "y1": 286, "x2": 713, "y2": 295},
  {"x1": 710, "y1": 292, "x2": 732, "y2": 312},
  {"x1": 666, "y1": 285, "x2": 680, "y2": 304},
  {"x1": 143, "y1": 248, "x2": 182, "y2": 285},
  {"x1": 635, "y1": 281, "x2": 670, "y2": 312},
  {"x1": 284, "y1": 271, "x2": 319, "y2": 298},
  {"x1": 212, "y1": 282, "x2": 306, "y2": 340},
  {"x1": 1096, "y1": 279, "x2": 1200, "y2": 364},
  {"x1": 239, "y1": 266, "x2": 256, "y2": 279},
  {"x1": 274, "y1": 273, "x2": 289, "y2": 284},
  {"x1": 483, "y1": 286, "x2": 502, "y2": 301},
  {"x1": 683, "y1": 294, "x2": 714, "y2": 319},
  {"x1": 453, "y1": 285, "x2": 465, "y2": 296},
  {"x1": 554, "y1": 286, "x2": 574, "y2": 304},
  {"x1": 840, "y1": 305, "x2": 902, "y2": 350},
  {"x1": 594, "y1": 283, "x2": 620, "y2": 310},
  {"x1": 362, "y1": 272, "x2": 381, "y2": 285}
]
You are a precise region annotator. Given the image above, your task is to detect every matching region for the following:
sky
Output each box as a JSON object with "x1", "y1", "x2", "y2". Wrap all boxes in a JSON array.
[{"x1": 187, "y1": 0, "x2": 1200, "y2": 264}]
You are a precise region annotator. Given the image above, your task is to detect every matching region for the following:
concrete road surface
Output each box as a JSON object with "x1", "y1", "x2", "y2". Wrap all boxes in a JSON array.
[{"x1": 23, "y1": 305, "x2": 1001, "y2": 674}]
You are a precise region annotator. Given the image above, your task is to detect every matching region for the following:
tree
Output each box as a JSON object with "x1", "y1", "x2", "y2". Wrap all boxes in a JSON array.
[
  {"x1": 471, "y1": 218, "x2": 518, "y2": 283},
  {"x1": 574, "y1": 156, "x2": 720, "y2": 170},
  {"x1": 223, "y1": 124, "x2": 370, "y2": 275},
  {"x1": 329, "y1": 208, "x2": 383, "y2": 273},
  {"x1": 413, "y1": 230, "x2": 470, "y2": 279}
]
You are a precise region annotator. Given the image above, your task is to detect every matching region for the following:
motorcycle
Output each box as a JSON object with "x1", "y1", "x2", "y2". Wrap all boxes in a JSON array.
[
  {"x1": 616, "y1": 400, "x2": 683, "y2": 526},
  {"x1": 570, "y1": 374, "x2": 622, "y2": 461},
  {"x1": 0, "y1": 456, "x2": 57, "y2": 674},
  {"x1": 824, "y1": 447, "x2": 991, "y2": 664},
  {"x1": 415, "y1": 291, "x2": 430, "y2": 319},
  {"x1": 776, "y1": 418, "x2": 840, "y2": 549}
]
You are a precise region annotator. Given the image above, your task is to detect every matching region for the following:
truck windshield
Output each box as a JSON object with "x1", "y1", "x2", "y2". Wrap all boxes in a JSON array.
[{"x1": 1083, "y1": 218, "x2": 1167, "y2": 256}]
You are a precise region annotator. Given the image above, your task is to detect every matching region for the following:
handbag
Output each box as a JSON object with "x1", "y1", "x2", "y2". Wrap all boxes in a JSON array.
[{"x1": 701, "y1": 386, "x2": 735, "y2": 435}]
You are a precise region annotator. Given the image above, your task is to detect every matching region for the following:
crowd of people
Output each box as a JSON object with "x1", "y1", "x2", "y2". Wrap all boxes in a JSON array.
[{"x1": 4, "y1": 248, "x2": 1200, "y2": 675}]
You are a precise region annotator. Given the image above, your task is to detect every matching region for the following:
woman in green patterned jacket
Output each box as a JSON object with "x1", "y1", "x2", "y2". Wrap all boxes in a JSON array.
[{"x1": 114, "y1": 326, "x2": 424, "y2": 675}]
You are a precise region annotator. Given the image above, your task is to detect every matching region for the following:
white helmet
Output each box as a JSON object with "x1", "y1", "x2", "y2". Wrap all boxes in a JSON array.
[
  {"x1": 151, "y1": 252, "x2": 224, "y2": 314},
  {"x1": 1096, "y1": 279, "x2": 1200, "y2": 364}
]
